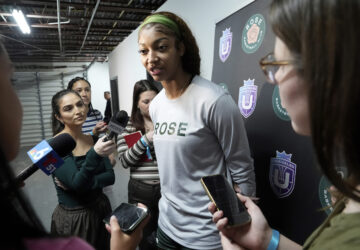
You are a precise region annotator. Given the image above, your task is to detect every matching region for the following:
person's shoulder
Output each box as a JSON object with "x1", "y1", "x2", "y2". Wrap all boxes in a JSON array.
[
  {"x1": 305, "y1": 208, "x2": 360, "y2": 250},
  {"x1": 53, "y1": 132, "x2": 64, "y2": 138},
  {"x1": 118, "y1": 121, "x2": 137, "y2": 136},
  {"x1": 124, "y1": 121, "x2": 137, "y2": 132},
  {"x1": 126, "y1": 120, "x2": 135, "y2": 129},
  {"x1": 191, "y1": 75, "x2": 227, "y2": 101},
  {"x1": 193, "y1": 75, "x2": 226, "y2": 94},
  {"x1": 24, "y1": 236, "x2": 95, "y2": 250},
  {"x1": 84, "y1": 133, "x2": 98, "y2": 144},
  {"x1": 150, "y1": 89, "x2": 165, "y2": 105}
]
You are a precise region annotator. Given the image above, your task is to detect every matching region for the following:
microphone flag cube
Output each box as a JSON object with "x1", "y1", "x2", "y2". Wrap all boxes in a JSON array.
[
  {"x1": 107, "y1": 120, "x2": 126, "y2": 135},
  {"x1": 27, "y1": 140, "x2": 64, "y2": 175}
]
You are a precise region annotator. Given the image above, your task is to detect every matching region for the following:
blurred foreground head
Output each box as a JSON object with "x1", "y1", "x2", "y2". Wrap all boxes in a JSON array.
[{"x1": 270, "y1": 0, "x2": 360, "y2": 201}]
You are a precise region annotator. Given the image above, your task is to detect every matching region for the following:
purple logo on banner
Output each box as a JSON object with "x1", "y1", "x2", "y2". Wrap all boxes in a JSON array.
[
  {"x1": 238, "y1": 79, "x2": 257, "y2": 118},
  {"x1": 219, "y1": 28, "x2": 232, "y2": 62},
  {"x1": 269, "y1": 151, "x2": 297, "y2": 198}
]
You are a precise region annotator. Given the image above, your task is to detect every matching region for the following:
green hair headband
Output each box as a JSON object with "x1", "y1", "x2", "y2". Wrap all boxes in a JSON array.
[{"x1": 139, "y1": 14, "x2": 181, "y2": 37}]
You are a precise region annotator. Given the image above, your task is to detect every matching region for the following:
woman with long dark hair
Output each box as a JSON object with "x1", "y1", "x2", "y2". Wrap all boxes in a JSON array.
[
  {"x1": 117, "y1": 79, "x2": 160, "y2": 250},
  {"x1": 138, "y1": 11, "x2": 256, "y2": 249},
  {"x1": 210, "y1": 0, "x2": 360, "y2": 249},
  {"x1": 50, "y1": 89, "x2": 115, "y2": 249}
]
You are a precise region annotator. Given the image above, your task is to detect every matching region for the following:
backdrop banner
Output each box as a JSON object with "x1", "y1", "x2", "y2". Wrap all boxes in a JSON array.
[{"x1": 211, "y1": 0, "x2": 329, "y2": 244}]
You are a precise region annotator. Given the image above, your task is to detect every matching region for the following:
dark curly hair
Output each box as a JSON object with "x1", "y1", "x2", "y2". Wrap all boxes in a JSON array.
[{"x1": 139, "y1": 11, "x2": 201, "y2": 76}]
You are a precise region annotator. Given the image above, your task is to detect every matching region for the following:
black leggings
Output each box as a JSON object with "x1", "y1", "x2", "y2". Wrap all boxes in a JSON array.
[{"x1": 128, "y1": 179, "x2": 161, "y2": 250}]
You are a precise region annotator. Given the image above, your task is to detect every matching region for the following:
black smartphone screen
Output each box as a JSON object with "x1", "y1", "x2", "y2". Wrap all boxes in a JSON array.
[
  {"x1": 201, "y1": 174, "x2": 251, "y2": 226},
  {"x1": 103, "y1": 203, "x2": 148, "y2": 233}
]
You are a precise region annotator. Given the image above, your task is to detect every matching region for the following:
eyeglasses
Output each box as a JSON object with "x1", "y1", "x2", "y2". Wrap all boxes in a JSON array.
[{"x1": 259, "y1": 53, "x2": 291, "y2": 84}]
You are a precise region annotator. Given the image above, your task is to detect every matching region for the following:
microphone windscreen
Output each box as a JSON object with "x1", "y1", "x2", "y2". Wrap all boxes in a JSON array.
[
  {"x1": 114, "y1": 110, "x2": 129, "y2": 127},
  {"x1": 48, "y1": 133, "x2": 76, "y2": 157}
]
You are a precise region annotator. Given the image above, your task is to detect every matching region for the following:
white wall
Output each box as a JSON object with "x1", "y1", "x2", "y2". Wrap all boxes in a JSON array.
[
  {"x1": 108, "y1": 0, "x2": 254, "y2": 113},
  {"x1": 87, "y1": 61, "x2": 111, "y2": 115}
]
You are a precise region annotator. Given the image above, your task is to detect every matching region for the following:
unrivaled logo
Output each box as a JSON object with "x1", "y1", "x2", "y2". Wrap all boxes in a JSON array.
[
  {"x1": 238, "y1": 78, "x2": 257, "y2": 118},
  {"x1": 269, "y1": 151, "x2": 297, "y2": 198},
  {"x1": 219, "y1": 28, "x2": 232, "y2": 63}
]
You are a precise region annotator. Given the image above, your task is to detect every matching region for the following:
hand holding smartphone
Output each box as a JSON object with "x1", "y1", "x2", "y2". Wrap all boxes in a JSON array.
[
  {"x1": 201, "y1": 174, "x2": 251, "y2": 227},
  {"x1": 103, "y1": 202, "x2": 149, "y2": 234}
]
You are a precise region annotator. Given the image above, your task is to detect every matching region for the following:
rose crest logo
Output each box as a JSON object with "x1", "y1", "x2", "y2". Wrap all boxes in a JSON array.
[{"x1": 242, "y1": 14, "x2": 266, "y2": 54}]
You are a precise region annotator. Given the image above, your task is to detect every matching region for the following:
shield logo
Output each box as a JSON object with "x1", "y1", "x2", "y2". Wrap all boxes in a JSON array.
[
  {"x1": 238, "y1": 79, "x2": 257, "y2": 118},
  {"x1": 269, "y1": 151, "x2": 297, "y2": 198},
  {"x1": 219, "y1": 28, "x2": 232, "y2": 62},
  {"x1": 241, "y1": 14, "x2": 266, "y2": 54}
]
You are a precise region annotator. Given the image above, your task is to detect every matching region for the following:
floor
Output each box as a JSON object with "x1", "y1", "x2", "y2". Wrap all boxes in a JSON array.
[{"x1": 10, "y1": 146, "x2": 129, "y2": 232}]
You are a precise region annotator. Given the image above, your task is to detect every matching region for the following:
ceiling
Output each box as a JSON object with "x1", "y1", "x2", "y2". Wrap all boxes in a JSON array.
[{"x1": 0, "y1": 0, "x2": 166, "y2": 63}]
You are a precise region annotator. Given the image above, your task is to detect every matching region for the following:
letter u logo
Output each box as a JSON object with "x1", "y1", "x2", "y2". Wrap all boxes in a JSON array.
[
  {"x1": 273, "y1": 169, "x2": 290, "y2": 189},
  {"x1": 241, "y1": 95, "x2": 253, "y2": 110},
  {"x1": 221, "y1": 41, "x2": 230, "y2": 55}
]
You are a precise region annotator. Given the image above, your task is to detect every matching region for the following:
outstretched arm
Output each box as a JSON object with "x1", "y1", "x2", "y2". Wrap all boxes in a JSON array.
[
  {"x1": 117, "y1": 127, "x2": 153, "y2": 168},
  {"x1": 209, "y1": 193, "x2": 301, "y2": 250}
]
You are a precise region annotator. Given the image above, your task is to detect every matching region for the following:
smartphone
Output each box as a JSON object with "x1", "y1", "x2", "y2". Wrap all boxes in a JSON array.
[
  {"x1": 201, "y1": 174, "x2": 251, "y2": 227},
  {"x1": 103, "y1": 202, "x2": 149, "y2": 234}
]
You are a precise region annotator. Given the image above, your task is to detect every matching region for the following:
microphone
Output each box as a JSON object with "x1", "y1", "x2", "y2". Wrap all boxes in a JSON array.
[
  {"x1": 103, "y1": 110, "x2": 129, "y2": 142},
  {"x1": 15, "y1": 133, "x2": 76, "y2": 182}
]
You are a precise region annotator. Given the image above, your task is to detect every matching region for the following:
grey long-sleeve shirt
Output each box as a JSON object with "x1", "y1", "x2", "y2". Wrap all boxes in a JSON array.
[{"x1": 149, "y1": 75, "x2": 255, "y2": 249}]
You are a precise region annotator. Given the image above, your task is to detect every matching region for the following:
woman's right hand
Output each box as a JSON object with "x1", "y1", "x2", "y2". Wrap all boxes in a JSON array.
[
  {"x1": 145, "y1": 130, "x2": 154, "y2": 143},
  {"x1": 94, "y1": 135, "x2": 116, "y2": 157},
  {"x1": 54, "y1": 177, "x2": 68, "y2": 190},
  {"x1": 219, "y1": 232, "x2": 246, "y2": 250},
  {"x1": 209, "y1": 193, "x2": 272, "y2": 250},
  {"x1": 106, "y1": 203, "x2": 150, "y2": 250}
]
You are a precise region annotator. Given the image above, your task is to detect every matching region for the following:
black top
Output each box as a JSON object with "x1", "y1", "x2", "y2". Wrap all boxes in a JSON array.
[
  {"x1": 104, "y1": 99, "x2": 112, "y2": 124},
  {"x1": 52, "y1": 147, "x2": 115, "y2": 207}
]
